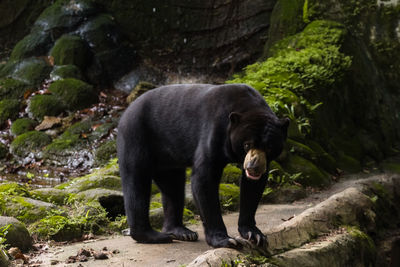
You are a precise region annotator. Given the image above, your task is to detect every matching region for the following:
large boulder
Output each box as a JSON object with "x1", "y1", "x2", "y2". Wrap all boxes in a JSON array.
[
  {"x1": 49, "y1": 35, "x2": 90, "y2": 69},
  {"x1": 0, "y1": 216, "x2": 32, "y2": 252},
  {"x1": 10, "y1": 131, "x2": 51, "y2": 157}
]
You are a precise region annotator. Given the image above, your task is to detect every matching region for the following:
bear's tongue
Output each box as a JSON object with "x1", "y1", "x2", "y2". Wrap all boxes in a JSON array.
[{"x1": 245, "y1": 169, "x2": 261, "y2": 180}]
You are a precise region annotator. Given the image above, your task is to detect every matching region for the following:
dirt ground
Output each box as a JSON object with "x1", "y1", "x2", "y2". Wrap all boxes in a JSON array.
[{"x1": 30, "y1": 175, "x2": 368, "y2": 266}]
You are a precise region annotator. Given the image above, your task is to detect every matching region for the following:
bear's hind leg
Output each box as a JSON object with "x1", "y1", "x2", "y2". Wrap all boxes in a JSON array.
[
  {"x1": 119, "y1": 151, "x2": 172, "y2": 244},
  {"x1": 154, "y1": 169, "x2": 198, "y2": 242}
]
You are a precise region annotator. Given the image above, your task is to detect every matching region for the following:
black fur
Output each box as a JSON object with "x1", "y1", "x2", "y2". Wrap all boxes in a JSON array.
[{"x1": 117, "y1": 84, "x2": 288, "y2": 248}]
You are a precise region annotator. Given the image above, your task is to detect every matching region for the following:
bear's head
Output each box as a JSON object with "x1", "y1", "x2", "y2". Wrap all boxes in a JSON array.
[{"x1": 228, "y1": 111, "x2": 289, "y2": 180}]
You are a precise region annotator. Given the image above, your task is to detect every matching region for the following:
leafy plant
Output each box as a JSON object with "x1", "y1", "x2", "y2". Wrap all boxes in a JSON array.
[{"x1": 0, "y1": 224, "x2": 11, "y2": 249}]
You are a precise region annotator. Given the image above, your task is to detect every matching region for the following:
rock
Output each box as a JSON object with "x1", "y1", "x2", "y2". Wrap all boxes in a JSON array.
[
  {"x1": 0, "y1": 99, "x2": 20, "y2": 126},
  {"x1": 11, "y1": 57, "x2": 52, "y2": 87},
  {"x1": 30, "y1": 187, "x2": 69, "y2": 205},
  {"x1": 1, "y1": 195, "x2": 57, "y2": 224},
  {"x1": 50, "y1": 35, "x2": 89, "y2": 69},
  {"x1": 50, "y1": 65, "x2": 83, "y2": 81},
  {"x1": 33, "y1": 0, "x2": 97, "y2": 34},
  {"x1": 94, "y1": 140, "x2": 117, "y2": 166},
  {"x1": 282, "y1": 154, "x2": 330, "y2": 186},
  {"x1": 0, "y1": 78, "x2": 30, "y2": 101},
  {"x1": 10, "y1": 130, "x2": 51, "y2": 157},
  {"x1": 11, "y1": 118, "x2": 38, "y2": 136},
  {"x1": 76, "y1": 14, "x2": 119, "y2": 53},
  {"x1": 268, "y1": 231, "x2": 375, "y2": 267},
  {"x1": 0, "y1": 143, "x2": 7, "y2": 159},
  {"x1": 56, "y1": 174, "x2": 121, "y2": 193},
  {"x1": 187, "y1": 248, "x2": 244, "y2": 267},
  {"x1": 48, "y1": 78, "x2": 97, "y2": 111},
  {"x1": 9, "y1": 31, "x2": 52, "y2": 61},
  {"x1": 126, "y1": 82, "x2": 156, "y2": 104},
  {"x1": 28, "y1": 95, "x2": 65, "y2": 121},
  {"x1": 76, "y1": 188, "x2": 124, "y2": 219},
  {"x1": 262, "y1": 184, "x2": 307, "y2": 204},
  {"x1": 221, "y1": 164, "x2": 242, "y2": 185},
  {"x1": 0, "y1": 216, "x2": 32, "y2": 252},
  {"x1": 30, "y1": 215, "x2": 82, "y2": 241}
]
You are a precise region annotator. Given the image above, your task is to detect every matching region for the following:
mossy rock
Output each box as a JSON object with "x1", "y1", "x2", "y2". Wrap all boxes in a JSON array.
[
  {"x1": 77, "y1": 14, "x2": 119, "y2": 53},
  {"x1": 0, "y1": 143, "x2": 7, "y2": 159},
  {"x1": 306, "y1": 140, "x2": 337, "y2": 174},
  {"x1": 48, "y1": 78, "x2": 97, "y2": 111},
  {"x1": 11, "y1": 118, "x2": 38, "y2": 136},
  {"x1": 0, "y1": 99, "x2": 20, "y2": 126},
  {"x1": 50, "y1": 35, "x2": 90, "y2": 69},
  {"x1": 94, "y1": 140, "x2": 117, "y2": 166},
  {"x1": 381, "y1": 162, "x2": 400, "y2": 174},
  {"x1": 221, "y1": 164, "x2": 242, "y2": 185},
  {"x1": 283, "y1": 154, "x2": 330, "y2": 186},
  {"x1": 55, "y1": 174, "x2": 121, "y2": 193},
  {"x1": 336, "y1": 153, "x2": 362, "y2": 173},
  {"x1": 90, "y1": 121, "x2": 117, "y2": 140},
  {"x1": 219, "y1": 183, "x2": 240, "y2": 211},
  {"x1": 28, "y1": 94, "x2": 65, "y2": 121},
  {"x1": 0, "y1": 182, "x2": 30, "y2": 197},
  {"x1": 10, "y1": 131, "x2": 52, "y2": 157},
  {"x1": 50, "y1": 65, "x2": 83, "y2": 81},
  {"x1": 262, "y1": 184, "x2": 306, "y2": 204},
  {"x1": 1, "y1": 195, "x2": 56, "y2": 224},
  {"x1": 11, "y1": 58, "x2": 52, "y2": 87},
  {"x1": 0, "y1": 216, "x2": 32, "y2": 252},
  {"x1": 29, "y1": 215, "x2": 82, "y2": 241},
  {"x1": 30, "y1": 188, "x2": 69, "y2": 205},
  {"x1": 148, "y1": 202, "x2": 194, "y2": 229},
  {"x1": 9, "y1": 31, "x2": 52, "y2": 61},
  {"x1": 0, "y1": 78, "x2": 31, "y2": 101},
  {"x1": 34, "y1": 0, "x2": 97, "y2": 33},
  {"x1": 126, "y1": 82, "x2": 156, "y2": 104}
]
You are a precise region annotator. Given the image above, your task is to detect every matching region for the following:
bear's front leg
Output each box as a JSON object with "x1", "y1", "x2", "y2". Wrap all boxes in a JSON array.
[
  {"x1": 238, "y1": 172, "x2": 268, "y2": 248},
  {"x1": 191, "y1": 164, "x2": 241, "y2": 248}
]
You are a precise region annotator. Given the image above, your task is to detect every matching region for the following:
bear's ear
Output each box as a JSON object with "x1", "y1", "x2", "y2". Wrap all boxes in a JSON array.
[{"x1": 229, "y1": 112, "x2": 241, "y2": 125}]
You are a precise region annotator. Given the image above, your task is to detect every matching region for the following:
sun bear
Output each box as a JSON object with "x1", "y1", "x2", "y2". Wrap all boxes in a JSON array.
[{"x1": 117, "y1": 84, "x2": 288, "y2": 248}]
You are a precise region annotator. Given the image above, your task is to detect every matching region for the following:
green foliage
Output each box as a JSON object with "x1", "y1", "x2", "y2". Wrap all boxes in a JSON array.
[
  {"x1": 10, "y1": 131, "x2": 52, "y2": 157},
  {"x1": 0, "y1": 183, "x2": 30, "y2": 197},
  {"x1": 0, "y1": 224, "x2": 11, "y2": 250},
  {"x1": 229, "y1": 20, "x2": 351, "y2": 136},
  {"x1": 219, "y1": 183, "x2": 240, "y2": 211},
  {"x1": 11, "y1": 118, "x2": 38, "y2": 136},
  {"x1": 221, "y1": 164, "x2": 242, "y2": 185},
  {"x1": 28, "y1": 94, "x2": 65, "y2": 120}
]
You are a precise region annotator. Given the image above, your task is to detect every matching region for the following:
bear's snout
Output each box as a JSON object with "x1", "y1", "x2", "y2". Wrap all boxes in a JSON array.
[{"x1": 243, "y1": 149, "x2": 267, "y2": 180}]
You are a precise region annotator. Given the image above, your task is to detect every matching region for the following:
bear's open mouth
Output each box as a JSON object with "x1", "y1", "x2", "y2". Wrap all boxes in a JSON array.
[{"x1": 245, "y1": 169, "x2": 262, "y2": 180}]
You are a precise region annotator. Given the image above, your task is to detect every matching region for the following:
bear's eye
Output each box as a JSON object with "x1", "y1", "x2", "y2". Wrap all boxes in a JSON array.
[{"x1": 243, "y1": 141, "x2": 253, "y2": 152}]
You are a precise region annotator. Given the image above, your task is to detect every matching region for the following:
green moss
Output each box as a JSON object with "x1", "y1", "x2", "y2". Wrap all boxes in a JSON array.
[
  {"x1": 55, "y1": 174, "x2": 121, "y2": 193},
  {"x1": 9, "y1": 31, "x2": 52, "y2": 61},
  {"x1": 336, "y1": 153, "x2": 361, "y2": 173},
  {"x1": 30, "y1": 215, "x2": 82, "y2": 241},
  {"x1": 10, "y1": 131, "x2": 52, "y2": 157},
  {"x1": 50, "y1": 35, "x2": 89, "y2": 69},
  {"x1": 219, "y1": 183, "x2": 240, "y2": 211},
  {"x1": 221, "y1": 164, "x2": 242, "y2": 185},
  {"x1": 3, "y1": 195, "x2": 52, "y2": 224},
  {"x1": 0, "y1": 99, "x2": 20, "y2": 126},
  {"x1": 230, "y1": 20, "x2": 351, "y2": 135},
  {"x1": 28, "y1": 94, "x2": 65, "y2": 120},
  {"x1": 95, "y1": 140, "x2": 117, "y2": 166},
  {"x1": 50, "y1": 65, "x2": 83, "y2": 81},
  {"x1": 345, "y1": 226, "x2": 376, "y2": 256},
  {"x1": 30, "y1": 188, "x2": 69, "y2": 205},
  {"x1": 11, "y1": 118, "x2": 38, "y2": 136},
  {"x1": 283, "y1": 154, "x2": 330, "y2": 186},
  {"x1": 0, "y1": 182, "x2": 30, "y2": 197},
  {"x1": 11, "y1": 58, "x2": 52, "y2": 87},
  {"x1": 0, "y1": 78, "x2": 30, "y2": 101},
  {"x1": 126, "y1": 81, "x2": 157, "y2": 104},
  {"x1": 48, "y1": 78, "x2": 97, "y2": 111},
  {"x1": 381, "y1": 162, "x2": 400, "y2": 174},
  {"x1": 44, "y1": 133, "x2": 80, "y2": 153}
]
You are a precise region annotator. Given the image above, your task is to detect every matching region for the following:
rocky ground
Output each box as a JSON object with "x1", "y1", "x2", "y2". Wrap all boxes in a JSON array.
[{"x1": 8, "y1": 172, "x2": 398, "y2": 267}]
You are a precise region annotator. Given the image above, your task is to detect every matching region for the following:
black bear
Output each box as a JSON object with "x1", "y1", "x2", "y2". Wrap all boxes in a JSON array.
[{"x1": 117, "y1": 84, "x2": 288, "y2": 248}]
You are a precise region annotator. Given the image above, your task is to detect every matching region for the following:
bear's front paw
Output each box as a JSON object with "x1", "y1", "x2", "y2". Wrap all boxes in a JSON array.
[
  {"x1": 206, "y1": 232, "x2": 242, "y2": 249},
  {"x1": 238, "y1": 225, "x2": 268, "y2": 248}
]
